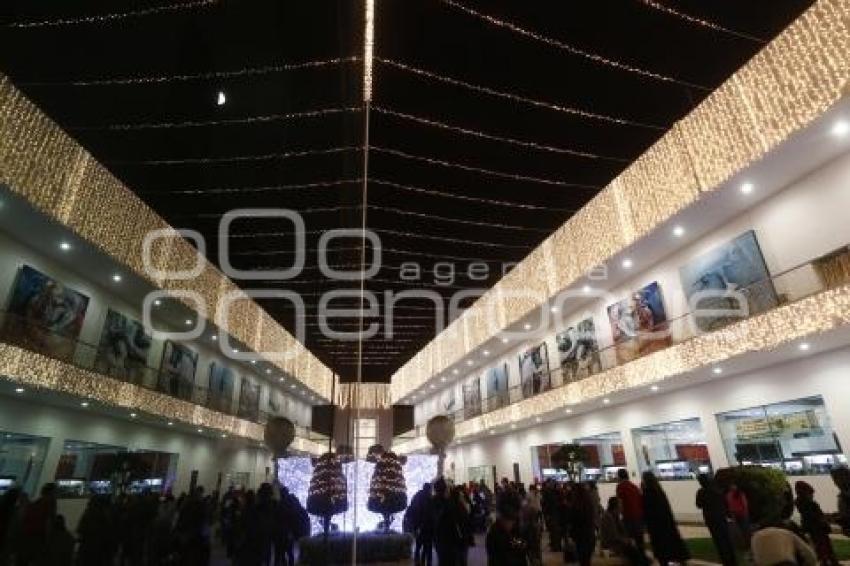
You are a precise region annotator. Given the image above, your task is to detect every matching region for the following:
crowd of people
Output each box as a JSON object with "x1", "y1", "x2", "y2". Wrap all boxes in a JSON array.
[
  {"x1": 1, "y1": 466, "x2": 849, "y2": 565},
  {"x1": 0, "y1": 481, "x2": 309, "y2": 566}
]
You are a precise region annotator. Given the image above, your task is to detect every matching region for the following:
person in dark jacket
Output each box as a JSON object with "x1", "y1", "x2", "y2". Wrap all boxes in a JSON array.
[
  {"x1": 485, "y1": 497, "x2": 526, "y2": 566},
  {"x1": 695, "y1": 474, "x2": 737, "y2": 566},
  {"x1": 45, "y1": 514, "x2": 75, "y2": 566},
  {"x1": 432, "y1": 478, "x2": 463, "y2": 565},
  {"x1": 407, "y1": 483, "x2": 434, "y2": 566},
  {"x1": 829, "y1": 467, "x2": 850, "y2": 536},
  {"x1": 571, "y1": 484, "x2": 598, "y2": 566},
  {"x1": 795, "y1": 481, "x2": 839, "y2": 566},
  {"x1": 642, "y1": 472, "x2": 689, "y2": 566}
]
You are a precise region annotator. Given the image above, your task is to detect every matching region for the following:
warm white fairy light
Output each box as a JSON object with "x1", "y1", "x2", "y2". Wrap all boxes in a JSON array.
[
  {"x1": 363, "y1": 0, "x2": 375, "y2": 102},
  {"x1": 6, "y1": 0, "x2": 216, "y2": 29},
  {"x1": 110, "y1": 145, "x2": 359, "y2": 166},
  {"x1": 637, "y1": 0, "x2": 765, "y2": 44}
]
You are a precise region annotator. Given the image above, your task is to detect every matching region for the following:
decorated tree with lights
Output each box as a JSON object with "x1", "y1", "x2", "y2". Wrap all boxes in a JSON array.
[
  {"x1": 307, "y1": 452, "x2": 348, "y2": 535},
  {"x1": 367, "y1": 450, "x2": 408, "y2": 532}
]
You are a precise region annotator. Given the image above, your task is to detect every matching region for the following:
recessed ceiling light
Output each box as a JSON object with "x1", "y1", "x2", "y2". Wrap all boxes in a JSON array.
[
  {"x1": 167, "y1": 421, "x2": 174, "y2": 426},
  {"x1": 211, "y1": 335, "x2": 218, "y2": 341},
  {"x1": 153, "y1": 299, "x2": 162, "y2": 307},
  {"x1": 185, "y1": 319, "x2": 193, "y2": 326},
  {"x1": 483, "y1": 350, "x2": 490, "y2": 356},
  {"x1": 80, "y1": 401, "x2": 89, "y2": 407},
  {"x1": 740, "y1": 182, "x2": 754, "y2": 195},
  {"x1": 290, "y1": 384, "x2": 296, "y2": 389},
  {"x1": 621, "y1": 258, "x2": 633, "y2": 269},
  {"x1": 535, "y1": 417, "x2": 542, "y2": 423},
  {"x1": 440, "y1": 376, "x2": 447, "y2": 382},
  {"x1": 221, "y1": 433, "x2": 227, "y2": 438},
  {"x1": 197, "y1": 428, "x2": 203, "y2": 433},
  {"x1": 603, "y1": 398, "x2": 611, "y2": 404},
  {"x1": 650, "y1": 385, "x2": 659, "y2": 392},
  {"x1": 278, "y1": 377, "x2": 284, "y2": 382},
  {"x1": 429, "y1": 384, "x2": 435, "y2": 389},
  {"x1": 112, "y1": 274, "x2": 122, "y2": 283},
  {"x1": 523, "y1": 323, "x2": 532, "y2": 330},
  {"x1": 452, "y1": 369, "x2": 459, "y2": 375},
  {"x1": 582, "y1": 285, "x2": 592, "y2": 294},
  {"x1": 466, "y1": 360, "x2": 473, "y2": 366},
  {"x1": 672, "y1": 225, "x2": 685, "y2": 238},
  {"x1": 832, "y1": 119, "x2": 849, "y2": 137},
  {"x1": 265, "y1": 369, "x2": 271, "y2": 374},
  {"x1": 250, "y1": 360, "x2": 257, "y2": 365},
  {"x1": 232, "y1": 349, "x2": 239, "y2": 354},
  {"x1": 501, "y1": 337, "x2": 509, "y2": 344},
  {"x1": 565, "y1": 408, "x2": 573, "y2": 414},
  {"x1": 799, "y1": 342, "x2": 811, "y2": 351},
  {"x1": 130, "y1": 413, "x2": 137, "y2": 418},
  {"x1": 59, "y1": 241, "x2": 71, "y2": 251},
  {"x1": 712, "y1": 367, "x2": 723, "y2": 375},
  {"x1": 216, "y1": 90, "x2": 227, "y2": 106},
  {"x1": 15, "y1": 387, "x2": 24, "y2": 394},
  {"x1": 550, "y1": 306, "x2": 559, "y2": 313}
]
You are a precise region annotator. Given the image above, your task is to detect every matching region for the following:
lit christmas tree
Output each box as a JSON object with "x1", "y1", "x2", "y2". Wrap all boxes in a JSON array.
[
  {"x1": 367, "y1": 451, "x2": 408, "y2": 532},
  {"x1": 307, "y1": 452, "x2": 349, "y2": 534}
]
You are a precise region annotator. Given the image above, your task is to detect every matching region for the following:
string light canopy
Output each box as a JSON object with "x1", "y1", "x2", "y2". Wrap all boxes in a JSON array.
[{"x1": 0, "y1": 0, "x2": 813, "y2": 381}]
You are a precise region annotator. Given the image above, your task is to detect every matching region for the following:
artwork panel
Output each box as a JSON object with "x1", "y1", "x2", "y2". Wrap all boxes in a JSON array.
[
  {"x1": 678, "y1": 230, "x2": 778, "y2": 332},
  {"x1": 207, "y1": 362, "x2": 235, "y2": 414},
  {"x1": 485, "y1": 363, "x2": 510, "y2": 411},
  {"x1": 94, "y1": 308, "x2": 152, "y2": 384},
  {"x1": 237, "y1": 379, "x2": 261, "y2": 421},
  {"x1": 463, "y1": 377, "x2": 481, "y2": 419},
  {"x1": 556, "y1": 317, "x2": 601, "y2": 384},
  {"x1": 607, "y1": 281, "x2": 671, "y2": 364},
  {"x1": 157, "y1": 341, "x2": 198, "y2": 401},
  {"x1": 518, "y1": 342, "x2": 550, "y2": 399},
  {"x1": 2, "y1": 265, "x2": 90, "y2": 361}
]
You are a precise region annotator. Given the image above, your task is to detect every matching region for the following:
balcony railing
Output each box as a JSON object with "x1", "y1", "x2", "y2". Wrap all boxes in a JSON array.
[
  {"x1": 399, "y1": 245, "x2": 850, "y2": 440},
  {"x1": 0, "y1": 310, "x2": 325, "y2": 441}
]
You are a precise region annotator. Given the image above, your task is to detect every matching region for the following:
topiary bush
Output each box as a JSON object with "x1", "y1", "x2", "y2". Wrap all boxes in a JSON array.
[{"x1": 714, "y1": 466, "x2": 788, "y2": 525}]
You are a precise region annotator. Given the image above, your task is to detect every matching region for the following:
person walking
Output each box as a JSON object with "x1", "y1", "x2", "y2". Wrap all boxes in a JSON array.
[
  {"x1": 407, "y1": 482, "x2": 434, "y2": 565},
  {"x1": 485, "y1": 499, "x2": 526, "y2": 566},
  {"x1": 795, "y1": 481, "x2": 839, "y2": 566},
  {"x1": 642, "y1": 472, "x2": 689, "y2": 566},
  {"x1": 615, "y1": 469, "x2": 645, "y2": 552},
  {"x1": 571, "y1": 484, "x2": 598, "y2": 566},
  {"x1": 432, "y1": 478, "x2": 463, "y2": 565},
  {"x1": 725, "y1": 482, "x2": 751, "y2": 549},
  {"x1": 696, "y1": 474, "x2": 737, "y2": 566},
  {"x1": 599, "y1": 497, "x2": 649, "y2": 566},
  {"x1": 829, "y1": 467, "x2": 850, "y2": 536}
]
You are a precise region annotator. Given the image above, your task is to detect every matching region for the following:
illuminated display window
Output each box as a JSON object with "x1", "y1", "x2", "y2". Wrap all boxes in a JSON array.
[
  {"x1": 575, "y1": 432, "x2": 627, "y2": 483},
  {"x1": 632, "y1": 418, "x2": 711, "y2": 480},
  {"x1": 717, "y1": 396, "x2": 846, "y2": 475}
]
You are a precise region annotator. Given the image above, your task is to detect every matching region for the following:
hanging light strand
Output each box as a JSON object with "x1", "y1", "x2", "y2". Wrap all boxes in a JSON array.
[
  {"x1": 5, "y1": 0, "x2": 216, "y2": 28},
  {"x1": 72, "y1": 106, "x2": 361, "y2": 131},
  {"x1": 637, "y1": 0, "x2": 765, "y2": 44},
  {"x1": 18, "y1": 56, "x2": 360, "y2": 87},
  {"x1": 108, "y1": 145, "x2": 360, "y2": 166},
  {"x1": 376, "y1": 58, "x2": 664, "y2": 130},
  {"x1": 139, "y1": 178, "x2": 362, "y2": 196},
  {"x1": 229, "y1": 245, "x2": 513, "y2": 264},
  {"x1": 439, "y1": 0, "x2": 708, "y2": 91},
  {"x1": 369, "y1": 178, "x2": 573, "y2": 211},
  {"x1": 371, "y1": 146, "x2": 599, "y2": 189},
  {"x1": 372, "y1": 106, "x2": 628, "y2": 162}
]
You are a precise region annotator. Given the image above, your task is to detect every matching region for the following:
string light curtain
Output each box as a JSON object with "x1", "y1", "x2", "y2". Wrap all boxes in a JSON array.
[{"x1": 335, "y1": 383, "x2": 392, "y2": 410}]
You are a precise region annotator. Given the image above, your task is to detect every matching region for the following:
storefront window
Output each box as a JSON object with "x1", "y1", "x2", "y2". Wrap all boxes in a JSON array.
[
  {"x1": 632, "y1": 419, "x2": 711, "y2": 480},
  {"x1": 575, "y1": 432, "x2": 627, "y2": 483},
  {"x1": 0, "y1": 430, "x2": 51, "y2": 496},
  {"x1": 717, "y1": 396, "x2": 846, "y2": 475},
  {"x1": 532, "y1": 444, "x2": 569, "y2": 482},
  {"x1": 55, "y1": 440, "x2": 178, "y2": 497}
]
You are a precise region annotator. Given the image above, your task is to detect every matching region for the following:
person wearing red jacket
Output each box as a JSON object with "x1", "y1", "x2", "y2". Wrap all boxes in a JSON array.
[{"x1": 725, "y1": 482, "x2": 751, "y2": 547}]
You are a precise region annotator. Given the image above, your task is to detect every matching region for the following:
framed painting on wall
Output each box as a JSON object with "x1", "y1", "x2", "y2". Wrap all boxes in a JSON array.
[
  {"x1": 607, "y1": 281, "x2": 671, "y2": 364},
  {"x1": 440, "y1": 386, "x2": 457, "y2": 416},
  {"x1": 94, "y1": 308, "x2": 152, "y2": 384},
  {"x1": 463, "y1": 377, "x2": 482, "y2": 419},
  {"x1": 2, "y1": 265, "x2": 90, "y2": 361},
  {"x1": 679, "y1": 230, "x2": 778, "y2": 332},
  {"x1": 238, "y1": 379, "x2": 261, "y2": 422},
  {"x1": 157, "y1": 341, "x2": 198, "y2": 401},
  {"x1": 518, "y1": 342, "x2": 550, "y2": 399},
  {"x1": 556, "y1": 317, "x2": 601, "y2": 384},
  {"x1": 207, "y1": 362, "x2": 235, "y2": 414},
  {"x1": 485, "y1": 363, "x2": 509, "y2": 410}
]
